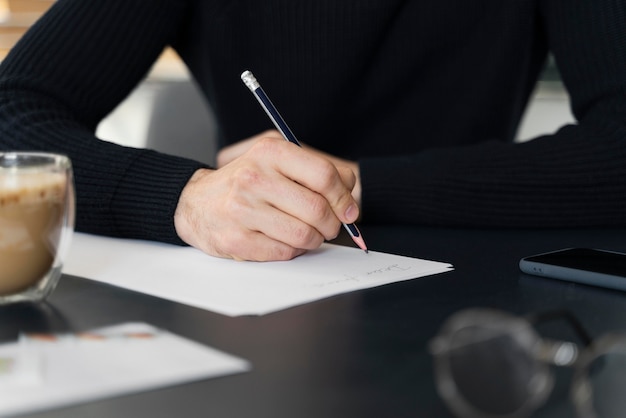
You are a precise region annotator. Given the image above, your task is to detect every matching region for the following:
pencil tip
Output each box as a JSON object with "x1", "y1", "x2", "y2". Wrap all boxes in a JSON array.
[{"x1": 343, "y1": 223, "x2": 369, "y2": 253}]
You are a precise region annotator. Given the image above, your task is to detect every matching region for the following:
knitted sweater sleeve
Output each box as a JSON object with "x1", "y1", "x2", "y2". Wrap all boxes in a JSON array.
[
  {"x1": 0, "y1": 0, "x2": 207, "y2": 244},
  {"x1": 359, "y1": 0, "x2": 626, "y2": 228}
]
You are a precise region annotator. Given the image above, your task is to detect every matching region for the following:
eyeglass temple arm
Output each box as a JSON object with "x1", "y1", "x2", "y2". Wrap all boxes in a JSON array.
[{"x1": 524, "y1": 310, "x2": 593, "y2": 347}]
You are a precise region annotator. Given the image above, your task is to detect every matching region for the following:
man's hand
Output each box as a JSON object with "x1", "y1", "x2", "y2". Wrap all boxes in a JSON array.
[
  {"x1": 174, "y1": 135, "x2": 359, "y2": 261},
  {"x1": 218, "y1": 130, "x2": 362, "y2": 207}
]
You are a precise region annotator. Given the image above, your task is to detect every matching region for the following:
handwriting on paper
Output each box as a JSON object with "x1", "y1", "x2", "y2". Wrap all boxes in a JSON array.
[
  {"x1": 304, "y1": 264, "x2": 414, "y2": 289},
  {"x1": 365, "y1": 263, "x2": 412, "y2": 276}
]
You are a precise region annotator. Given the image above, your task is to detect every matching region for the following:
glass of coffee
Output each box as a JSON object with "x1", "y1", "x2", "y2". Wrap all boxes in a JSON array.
[{"x1": 0, "y1": 152, "x2": 75, "y2": 304}]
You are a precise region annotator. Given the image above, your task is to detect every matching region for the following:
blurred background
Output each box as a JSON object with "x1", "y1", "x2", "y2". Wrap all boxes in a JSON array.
[{"x1": 1, "y1": 0, "x2": 574, "y2": 167}]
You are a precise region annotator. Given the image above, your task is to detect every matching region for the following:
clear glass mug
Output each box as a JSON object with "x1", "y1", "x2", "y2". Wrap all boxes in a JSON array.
[{"x1": 0, "y1": 152, "x2": 75, "y2": 304}]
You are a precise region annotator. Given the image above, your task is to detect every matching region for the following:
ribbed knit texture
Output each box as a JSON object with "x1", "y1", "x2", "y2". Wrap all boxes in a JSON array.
[{"x1": 1, "y1": 0, "x2": 625, "y2": 245}]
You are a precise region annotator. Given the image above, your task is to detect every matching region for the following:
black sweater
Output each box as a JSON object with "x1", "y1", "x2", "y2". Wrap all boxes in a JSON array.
[{"x1": 1, "y1": 0, "x2": 625, "y2": 245}]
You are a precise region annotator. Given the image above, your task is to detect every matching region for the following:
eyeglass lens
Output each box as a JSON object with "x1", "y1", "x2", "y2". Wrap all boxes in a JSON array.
[
  {"x1": 580, "y1": 350, "x2": 626, "y2": 418},
  {"x1": 448, "y1": 325, "x2": 545, "y2": 415}
]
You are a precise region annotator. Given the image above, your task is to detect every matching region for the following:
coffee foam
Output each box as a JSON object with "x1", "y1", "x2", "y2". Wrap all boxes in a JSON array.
[{"x1": 0, "y1": 172, "x2": 66, "y2": 206}]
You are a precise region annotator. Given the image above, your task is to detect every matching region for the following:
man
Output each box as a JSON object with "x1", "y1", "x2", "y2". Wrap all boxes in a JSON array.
[{"x1": 1, "y1": 0, "x2": 625, "y2": 260}]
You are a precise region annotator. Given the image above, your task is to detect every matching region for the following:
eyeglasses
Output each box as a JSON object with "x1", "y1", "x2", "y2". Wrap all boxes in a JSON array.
[{"x1": 429, "y1": 308, "x2": 626, "y2": 418}]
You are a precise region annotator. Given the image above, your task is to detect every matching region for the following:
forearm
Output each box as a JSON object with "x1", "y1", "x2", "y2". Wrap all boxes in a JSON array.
[
  {"x1": 0, "y1": 88, "x2": 207, "y2": 243},
  {"x1": 0, "y1": 0, "x2": 201, "y2": 243},
  {"x1": 359, "y1": 123, "x2": 626, "y2": 228},
  {"x1": 360, "y1": 0, "x2": 626, "y2": 228}
]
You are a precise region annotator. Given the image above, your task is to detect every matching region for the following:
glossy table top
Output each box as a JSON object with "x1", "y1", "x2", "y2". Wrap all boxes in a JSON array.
[{"x1": 3, "y1": 225, "x2": 626, "y2": 418}]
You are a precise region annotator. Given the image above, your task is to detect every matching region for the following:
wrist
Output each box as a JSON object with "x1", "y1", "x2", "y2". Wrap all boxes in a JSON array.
[{"x1": 174, "y1": 168, "x2": 214, "y2": 246}]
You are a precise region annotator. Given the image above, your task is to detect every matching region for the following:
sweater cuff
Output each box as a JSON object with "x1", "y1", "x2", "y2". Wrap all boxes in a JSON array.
[{"x1": 110, "y1": 150, "x2": 209, "y2": 245}]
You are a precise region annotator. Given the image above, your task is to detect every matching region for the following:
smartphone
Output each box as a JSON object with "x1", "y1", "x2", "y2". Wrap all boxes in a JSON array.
[{"x1": 519, "y1": 248, "x2": 626, "y2": 291}]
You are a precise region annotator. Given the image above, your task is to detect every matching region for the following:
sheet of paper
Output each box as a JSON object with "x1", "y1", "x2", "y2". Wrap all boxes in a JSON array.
[
  {"x1": 0, "y1": 322, "x2": 250, "y2": 416},
  {"x1": 63, "y1": 233, "x2": 453, "y2": 316}
]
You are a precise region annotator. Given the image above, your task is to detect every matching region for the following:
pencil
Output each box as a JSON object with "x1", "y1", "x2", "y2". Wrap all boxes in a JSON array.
[{"x1": 241, "y1": 70, "x2": 368, "y2": 253}]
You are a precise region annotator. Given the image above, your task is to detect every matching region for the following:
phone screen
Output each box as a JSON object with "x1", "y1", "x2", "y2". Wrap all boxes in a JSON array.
[{"x1": 523, "y1": 248, "x2": 626, "y2": 277}]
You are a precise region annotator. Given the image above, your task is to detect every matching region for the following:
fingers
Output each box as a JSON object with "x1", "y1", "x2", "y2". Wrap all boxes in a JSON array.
[
  {"x1": 212, "y1": 230, "x2": 308, "y2": 262},
  {"x1": 175, "y1": 168, "x2": 312, "y2": 261},
  {"x1": 268, "y1": 140, "x2": 359, "y2": 226},
  {"x1": 175, "y1": 168, "x2": 327, "y2": 261},
  {"x1": 216, "y1": 130, "x2": 281, "y2": 168},
  {"x1": 221, "y1": 135, "x2": 359, "y2": 225},
  {"x1": 175, "y1": 136, "x2": 360, "y2": 261},
  {"x1": 236, "y1": 164, "x2": 343, "y2": 242},
  {"x1": 337, "y1": 165, "x2": 357, "y2": 191}
]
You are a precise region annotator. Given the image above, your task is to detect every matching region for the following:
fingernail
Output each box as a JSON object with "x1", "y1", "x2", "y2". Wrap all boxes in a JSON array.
[{"x1": 345, "y1": 204, "x2": 358, "y2": 222}]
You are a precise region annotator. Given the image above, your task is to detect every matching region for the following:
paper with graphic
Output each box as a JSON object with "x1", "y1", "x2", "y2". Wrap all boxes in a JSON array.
[
  {"x1": 0, "y1": 323, "x2": 249, "y2": 416},
  {"x1": 64, "y1": 232, "x2": 453, "y2": 316}
]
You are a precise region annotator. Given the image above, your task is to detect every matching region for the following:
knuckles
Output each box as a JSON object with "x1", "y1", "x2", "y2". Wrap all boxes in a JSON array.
[
  {"x1": 337, "y1": 165, "x2": 357, "y2": 189},
  {"x1": 305, "y1": 193, "x2": 331, "y2": 223},
  {"x1": 290, "y1": 223, "x2": 323, "y2": 249},
  {"x1": 267, "y1": 245, "x2": 305, "y2": 262},
  {"x1": 231, "y1": 165, "x2": 263, "y2": 189},
  {"x1": 313, "y1": 159, "x2": 340, "y2": 193},
  {"x1": 251, "y1": 136, "x2": 285, "y2": 156}
]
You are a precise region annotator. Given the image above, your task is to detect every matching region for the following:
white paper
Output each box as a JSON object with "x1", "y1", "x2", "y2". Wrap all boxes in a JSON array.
[
  {"x1": 0, "y1": 323, "x2": 250, "y2": 416},
  {"x1": 63, "y1": 233, "x2": 453, "y2": 316}
]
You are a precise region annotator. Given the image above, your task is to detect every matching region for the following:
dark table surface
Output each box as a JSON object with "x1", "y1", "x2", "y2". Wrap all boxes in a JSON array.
[{"x1": 3, "y1": 225, "x2": 626, "y2": 418}]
